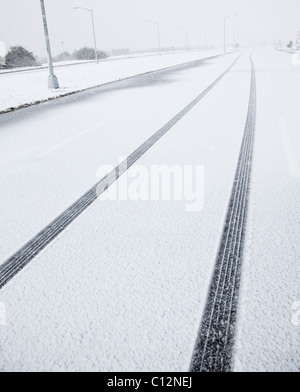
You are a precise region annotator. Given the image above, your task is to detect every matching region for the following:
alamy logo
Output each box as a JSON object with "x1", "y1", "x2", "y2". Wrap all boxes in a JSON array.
[
  {"x1": 96, "y1": 159, "x2": 205, "y2": 212},
  {"x1": 291, "y1": 301, "x2": 300, "y2": 326},
  {"x1": 0, "y1": 302, "x2": 6, "y2": 326}
]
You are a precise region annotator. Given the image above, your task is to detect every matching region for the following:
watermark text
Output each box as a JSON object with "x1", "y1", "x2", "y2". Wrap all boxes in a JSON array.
[{"x1": 96, "y1": 159, "x2": 205, "y2": 212}]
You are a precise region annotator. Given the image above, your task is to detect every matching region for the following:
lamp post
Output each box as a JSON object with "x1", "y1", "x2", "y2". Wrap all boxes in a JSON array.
[
  {"x1": 146, "y1": 20, "x2": 161, "y2": 55},
  {"x1": 224, "y1": 13, "x2": 238, "y2": 53},
  {"x1": 199, "y1": 30, "x2": 207, "y2": 49},
  {"x1": 179, "y1": 27, "x2": 189, "y2": 51},
  {"x1": 40, "y1": 0, "x2": 59, "y2": 89},
  {"x1": 234, "y1": 23, "x2": 244, "y2": 49},
  {"x1": 211, "y1": 33, "x2": 215, "y2": 49},
  {"x1": 237, "y1": 27, "x2": 247, "y2": 49},
  {"x1": 74, "y1": 7, "x2": 98, "y2": 63},
  {"x1": 185, "y1": 28, "x2": 189, "y2": 51}
]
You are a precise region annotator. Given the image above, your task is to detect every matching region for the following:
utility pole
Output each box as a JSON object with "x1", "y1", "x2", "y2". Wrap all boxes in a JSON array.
[
  {"x1": 74, "y1": 7, "x2": 98, "y2": 63},
  {"x1": 146, "y1": 21, "x2": 161, "y2": 55},
  {"x1": 237, "y1": 27, "x2": 247, "y2": 49},
  {"x1": 40, "y1": 0, "x2": 59, "y2": 89},
  {"x1": 179, "y1": 27, "x2": 189, "y2": 51},
  {"x1": 224, "y1": 14, "x2": 238, "y2": 53},
  {"x1": 185, "y1": 28, "x2": 189, "y2": 51},
  {"x1": 200, "y1": 30, "x2": 207, "y2": 49},
  {"x1": 234, "y1": 23, "x2": 244, "y2": 49}
]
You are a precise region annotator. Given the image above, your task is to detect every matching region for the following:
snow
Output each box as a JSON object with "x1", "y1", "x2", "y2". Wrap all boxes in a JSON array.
[
  {"x1": 0, "y1": 53, "x2": 239, "y2": 263},
  {"x1": 0, "y1": 50, "x2": 221, "y2": 113},
  {"x1": 0, "y1": 50, "x2": 299, "y2": 372},
  {"x1": 233, "y1": 49, "x2": 300, "y2": 372},
  {"x1": 0, "y1": 52, "x2": 250, "y2": 371},
  {"x1": 0, "y1": 59, "x2": 92, "y2": 74}
]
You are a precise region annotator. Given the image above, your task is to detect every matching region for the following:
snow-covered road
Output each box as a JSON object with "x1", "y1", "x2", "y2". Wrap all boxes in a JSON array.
[
  {"x1": 0, "y1": 50, "x2": 221, "y2": 113},
  {"x1": 233, "y1": 50, "x2": 300, "y2": 372},
  {"x1": 0, "y1": 49, "x2": 299, "y2": 372}
]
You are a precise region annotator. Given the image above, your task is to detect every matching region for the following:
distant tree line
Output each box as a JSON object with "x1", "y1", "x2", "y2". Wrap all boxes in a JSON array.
[
  {"x1": 1, "y1": 46, "x2": 108, "y2": 69},
  {"x1": 287, "y1": 40, "x2": 300, "y2": 50},
  {"x1": 54, "y1": 47, "x2": 108, "y2": 62},
  {"x1": 72, "y1": 47, "x2": 107, "y2": 61},
  {"x1": 284, "y1": 31, "x2": 300, "y2": 50},
  {"x1": 277, "y1": 39, "x2": 300, "y2": 51}
]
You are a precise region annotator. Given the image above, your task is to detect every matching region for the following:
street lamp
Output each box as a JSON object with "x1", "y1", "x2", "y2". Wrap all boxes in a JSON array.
[
  {"x1": 199, "y1": 30, "x2": 207, "y2": 49},
  {"x1": 224, "y1": 13, "x2": 238, "y2": 53},
  {"x1": 74, "y1": 7, "x2": 98, "y2": 63},
  {"x1": 234, "y1": 23, "x2": 244, "y2": 49},
  {"x1": 237, "y1": 27, "x2": 247, "y2": 48},
  {"x1": 146, "y1": 20, "x2": 161, "y2": 55},
  {"x1": 179, "y1": 27, "x2": 189, "y2": 51},
  {"x1": 40, "y1": 0, "x2": 59, "y2": 89},
  {"x1": 211, "y1": 33, "x2": 216, "y2": 49}
]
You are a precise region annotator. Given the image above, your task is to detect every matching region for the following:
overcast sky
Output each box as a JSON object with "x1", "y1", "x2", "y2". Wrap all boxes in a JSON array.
[{"x1": 0, "y1": 0, "x2": 299, "y2": 57}]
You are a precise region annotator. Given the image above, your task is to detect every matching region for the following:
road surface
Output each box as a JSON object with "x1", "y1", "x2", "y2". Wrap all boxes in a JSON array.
[{"x1": 0, "y1": 49, "x2": 299, "y2": 372}]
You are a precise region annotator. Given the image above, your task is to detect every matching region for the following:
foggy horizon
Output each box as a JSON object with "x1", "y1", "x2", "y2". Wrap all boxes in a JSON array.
[{"x1": 0, "y1": 0, "x2": 300, "y2": 58}]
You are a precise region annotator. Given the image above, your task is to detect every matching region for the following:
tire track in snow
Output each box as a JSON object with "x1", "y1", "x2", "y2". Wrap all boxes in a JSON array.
[
  {"x1": 0, "y1": 55, "x2": 242, "y2": 291},
  {"x1": 189, "y1": 54, "x2": 257, "y2": 373}
]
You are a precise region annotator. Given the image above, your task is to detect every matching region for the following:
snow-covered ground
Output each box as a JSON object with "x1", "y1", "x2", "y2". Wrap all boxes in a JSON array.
[
  {"x1": 233, "y1": 49, "x2": 300, "y2": 372},
  {"x1": 0, "y1": 49, "x2": 299, "y2": 372},
  {"x1": 0, "y1": 49, "x2": 205, "y2": 75},
  {"x1": 0, "y1": 52, "x2": 248, "y2": 371},
  {"x1": 0, "y1": 50, "x2": 221, "y2": 113},
  {"x1": 0, "y1": 59, "x2": 93, "y2": 74},
  {"x1": 0, "y1": 53, "x2": 239, "y2": 263}
]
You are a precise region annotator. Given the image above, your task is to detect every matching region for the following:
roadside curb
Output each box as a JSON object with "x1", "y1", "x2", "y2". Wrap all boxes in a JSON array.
[{"x1": 0, "y1": 53, "x2": 226, "y2": 116}]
